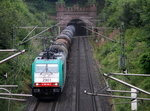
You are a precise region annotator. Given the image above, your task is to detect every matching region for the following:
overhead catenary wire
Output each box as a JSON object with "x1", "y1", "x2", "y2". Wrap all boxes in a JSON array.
[
  {"x1": 19, "y1": 21, "x2": 64, "y2": 45},
  {"x1": 83, "y1": 26, "x2": 117, "y2": 43},
  {"x1": 19, "y1": 27, "x2": 52, "y2": 45},
  {"x1": 21, "y1": 25, "x2": 38, "y2": 42}
]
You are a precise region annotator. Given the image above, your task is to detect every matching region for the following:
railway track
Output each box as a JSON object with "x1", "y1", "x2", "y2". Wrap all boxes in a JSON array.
[
  {"x1": 24, "y1": 97, "x2": 58, "y2": 111},
  {"x1": 35, "y1": 101, "x2": 57, "y2": 111},
  {"x1": 76, "y1": 36, "x2": 81, "y2": 111},
  {"x1": 24, "y1": 37, "x2": 112, "y2": 111},
  {"x1": 83, "y1": 37, "x2": 97, "y2": 111}
]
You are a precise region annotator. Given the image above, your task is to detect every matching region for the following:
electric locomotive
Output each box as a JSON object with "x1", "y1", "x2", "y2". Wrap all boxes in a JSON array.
[{"x1": 32, "y1": 25, "x2": 75, "y2": 98}]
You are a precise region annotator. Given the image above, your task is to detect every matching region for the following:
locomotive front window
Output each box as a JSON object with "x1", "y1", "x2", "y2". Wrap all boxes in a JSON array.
[
  {"x1": 35, "y1": 64, "x2": 46, "y2": 73},
  {"x1": 35, "y1": 64, "x2": 58, "y2": 73},
  {"x1": 48, "y1": 64, "x2": 58, "y2": 73}
]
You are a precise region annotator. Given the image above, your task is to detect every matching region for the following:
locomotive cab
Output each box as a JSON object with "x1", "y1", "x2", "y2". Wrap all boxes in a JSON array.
[{"x1": 32, "y1": 58, "x2": 64, "y2": 98}]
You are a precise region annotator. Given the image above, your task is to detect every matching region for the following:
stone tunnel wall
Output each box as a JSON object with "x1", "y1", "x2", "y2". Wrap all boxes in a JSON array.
[{"x1": 56, "y1": 3, "x2": 97, "y2": 28}]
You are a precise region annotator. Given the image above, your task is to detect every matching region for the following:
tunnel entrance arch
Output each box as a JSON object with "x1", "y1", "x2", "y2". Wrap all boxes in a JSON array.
[
  {"x1": 67, "y1": 19, "x2": 86, "y2": 36},
  {"x1": 56, "y1": 3, "x2": 97, "y2": 35}
]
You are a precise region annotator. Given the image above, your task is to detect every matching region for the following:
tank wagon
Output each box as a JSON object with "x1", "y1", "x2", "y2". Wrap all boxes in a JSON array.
[{"x1": 32, "y1": 25, "x2": 75, "y2": 99}]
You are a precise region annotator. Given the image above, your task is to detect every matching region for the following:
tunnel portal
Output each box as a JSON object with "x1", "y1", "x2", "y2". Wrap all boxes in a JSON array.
[{"x1": 68, "y1": 19, "x2": 87, "y2": 36}]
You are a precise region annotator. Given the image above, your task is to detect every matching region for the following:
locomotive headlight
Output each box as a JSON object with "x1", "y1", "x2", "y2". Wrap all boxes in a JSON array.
[
  {"x1": 35, "y1": 83, "x2": 40, "y2": 86},
  {"x1": 55, "y1": 83, "x2": 59, "y2": 86},
  {"x1": 36, "y1": 83, "x2": 39, "y2": 86},
  {"x1": 35, "y1": 83, "x2": 42, "y2": 86}
]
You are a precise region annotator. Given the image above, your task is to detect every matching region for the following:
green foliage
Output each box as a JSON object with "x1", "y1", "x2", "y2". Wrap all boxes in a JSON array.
[
  {"x1": 0, "y1": 0, "x2": 55, "y2": 110},
  {"x1": 139, "y1": 52, "x2": 150, "y2": 73},
  {"x1": 88, "y1": 0, "x2": 96, "y2": 4},
  {"x1": 93, "y1": 0, "x2": 150, "y2": 110},
  {"x1": 26, "y1": 0, "x2": 56, "y2": 16},
  {"x1": 58, "y1": 0, "x2": 65, "y2": 3}
]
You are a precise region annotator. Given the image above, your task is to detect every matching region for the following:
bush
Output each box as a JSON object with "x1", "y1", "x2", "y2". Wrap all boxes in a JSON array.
[{"x1": 139, "y1": 52, "x2": 150, "y2": 73}]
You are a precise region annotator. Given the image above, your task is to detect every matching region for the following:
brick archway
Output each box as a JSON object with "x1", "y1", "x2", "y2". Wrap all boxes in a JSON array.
[{"x1": 56, "y1": 3, "x2": 97, "y2": 28}]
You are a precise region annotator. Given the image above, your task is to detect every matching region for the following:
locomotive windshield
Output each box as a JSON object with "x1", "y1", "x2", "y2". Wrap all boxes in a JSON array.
[
  {"x1": 48, "y1": 64, "x2": 58, "y2": 73},
  {"x1": 36, "y1": 64, "x2": 46, "y2": 73},
  {"x1": 35, "y1": 64, "x2": 58, "y2": 73}
]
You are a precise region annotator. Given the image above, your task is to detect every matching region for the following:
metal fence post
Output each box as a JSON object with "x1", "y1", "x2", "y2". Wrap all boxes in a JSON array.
[{"x1": 131, "y1": 88, "x2": 137, "y2": 111}]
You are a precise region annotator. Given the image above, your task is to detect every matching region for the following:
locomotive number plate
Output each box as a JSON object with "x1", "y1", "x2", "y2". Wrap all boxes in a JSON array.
[{"x1": 43, "y1": 79, "x2": 51, "y2": 82}]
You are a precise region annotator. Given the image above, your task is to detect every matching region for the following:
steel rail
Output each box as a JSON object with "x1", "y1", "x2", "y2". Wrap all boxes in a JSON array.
[
  {"x1": 23, "y1": 97, "x2": 39, "y2": 111},
  {"x1": 50, "y1": 102, "x2": 57, "y2": 111},
  {"x1": 76, "y1": 36, "x2": 80, "y2": 111},
  {"x1": 83, "y1": 38, "x2": 97, "y2": 111}
]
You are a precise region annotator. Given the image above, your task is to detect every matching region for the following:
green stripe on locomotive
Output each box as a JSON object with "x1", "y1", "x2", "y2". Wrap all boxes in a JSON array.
[{"x1": 32, "y1": 59, "x2": 64, "y2": 88}]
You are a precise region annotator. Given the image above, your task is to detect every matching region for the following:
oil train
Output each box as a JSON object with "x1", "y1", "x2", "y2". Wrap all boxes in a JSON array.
[{"x1": 32, "y1": 25, "x2": 75, "y2": 99}]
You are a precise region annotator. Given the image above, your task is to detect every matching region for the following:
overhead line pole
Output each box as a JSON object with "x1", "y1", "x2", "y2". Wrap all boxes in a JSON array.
[
  {"x1": 119, "y1": 22, "x2": 126, "y2": 71},
  {"x1": 110, "y1": 73, "x2": 150, "y2": 77},
  {"x1": 0, "y1": 97, "x2": 26, "y2": 101},
  {"x1": 0, "y1": 93, "x2": 32, "y2": 97},
  {"x1": 84, "y1": 91, "x2": 150, "y2": 101},
  {"x1": 104, "y1": 73, "x2": 150, "y2": 96},
  {"x1": 107, "y1": 89, "x2": 138, "y2": 93},
  {"x1": 0, "y1": 85, "x2": 18, "y2": 88}
]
